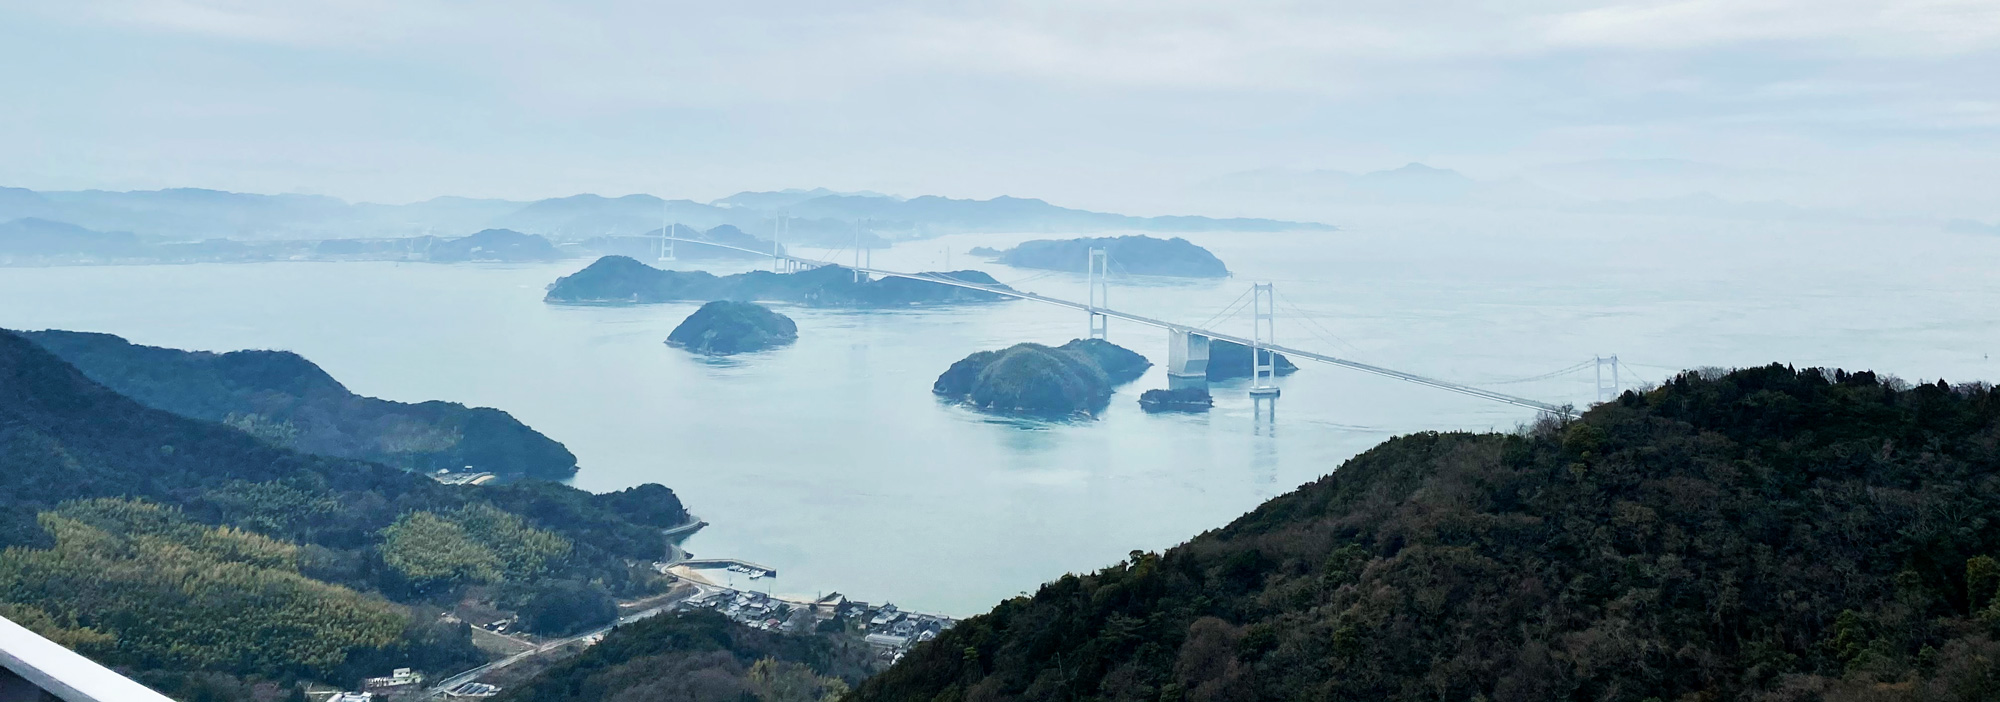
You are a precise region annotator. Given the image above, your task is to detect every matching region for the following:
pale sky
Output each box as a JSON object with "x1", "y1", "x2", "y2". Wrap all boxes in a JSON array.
[{"x1": 1, "y1": 0, "x2": 1995, "y2": 218}]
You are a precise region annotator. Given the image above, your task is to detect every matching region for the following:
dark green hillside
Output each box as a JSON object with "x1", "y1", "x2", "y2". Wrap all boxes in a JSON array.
[
  {"x1": 498, "y1": 610, "x2": 870, "y2": 702},
  {"x1": 0, "y1": 329, "x2": 690, "y2": 696},
  {"x1": 857, "y1": 366, "x2": 2000, "y2": 702},
  {"x1": 24, "y1": 330, "x2": 578, "y2": 480}
]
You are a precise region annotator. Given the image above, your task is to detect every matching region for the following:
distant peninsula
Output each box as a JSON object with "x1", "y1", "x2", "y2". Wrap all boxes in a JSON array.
[
  {"x1": 23, "y1": 330, "x2": 579, "y2": 481},
  {"x1": 546, "y1": 255, "x2": 1016, "y2": 307},
  {"x1": 424, "y1": 228, "x2": 562, "y2": 262},
  {"x1": 976, "y1": 235, "x2": 1231, "y2": 278},
  {"x1": 667, "y1": 301, "x2": 799, "y2": 356},
  {"x1": 933, "y1": 339, "x2": 1150, "y2": 417}
]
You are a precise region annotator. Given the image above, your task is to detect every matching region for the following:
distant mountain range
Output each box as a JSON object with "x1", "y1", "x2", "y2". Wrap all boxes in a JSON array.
[{"x1": 0, "y1": 186, "x2": 1331, "y2": 247}]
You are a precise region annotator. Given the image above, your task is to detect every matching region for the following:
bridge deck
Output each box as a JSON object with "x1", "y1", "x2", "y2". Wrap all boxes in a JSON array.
[{"x1": 650, "y1": 235, "x2": 1572, "y2": 415}]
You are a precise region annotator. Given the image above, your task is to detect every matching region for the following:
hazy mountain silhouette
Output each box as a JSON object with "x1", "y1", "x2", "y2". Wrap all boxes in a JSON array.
[{"x1": 0, "y1": 186, "x2": 1328, "y2": 248}]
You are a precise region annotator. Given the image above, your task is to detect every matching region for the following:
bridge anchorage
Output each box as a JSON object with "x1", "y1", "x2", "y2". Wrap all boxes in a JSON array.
[{"x1": 645, "y1": 232, "x2": 1581, "y2": 417}]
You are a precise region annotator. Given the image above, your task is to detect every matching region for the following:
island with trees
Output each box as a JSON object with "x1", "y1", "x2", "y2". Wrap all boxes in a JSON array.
[
  {"x1": 667, "y1": 301, "x2": 800, "y2": 356},
  {"x1": 932, "y1": 339, "x2": 1150, "y2": 417},
  {"x1": 974, "y1": 235, "x2": 1230, "y2": 278},
  {"x1": 1138, "y1": 386, "x2": 1214, "y2": 412},
  {"x1": 1206, "y1": 338, "x2": 1298, "y2": 380},
  {"x1": 545, "y1": 255, "x2": 1017, "y2": 307}
]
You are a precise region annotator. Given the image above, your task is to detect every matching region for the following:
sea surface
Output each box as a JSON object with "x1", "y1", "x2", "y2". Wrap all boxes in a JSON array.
[{"x1": 4, "y1": 210, "x2": 1997, "y2": 615}]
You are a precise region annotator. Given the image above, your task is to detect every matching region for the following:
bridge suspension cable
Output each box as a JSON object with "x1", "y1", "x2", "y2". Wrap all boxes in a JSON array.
[
  {"x1": 643, "y1": 234, "x2": 1581, "y2": 415},
  {"x1": 1455, "y1": 359, "x2": 1599, "y2": 386}
]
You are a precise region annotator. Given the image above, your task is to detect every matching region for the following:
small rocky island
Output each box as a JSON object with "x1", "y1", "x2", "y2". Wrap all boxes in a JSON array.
[
  {"x1": 933, "y1": 339, "x2": 1150, "y2": 417},
  {"x1": 1139, "y1": 387, "x2": 1214, "y2": 412},
  {"x1": 666, "y1": 301, "x2": 798, "y2": 356},
  {"x1": 1207, "y1": 339, "x2": 1299, "y2": 380},
  {"x1": 975, "y1": 235, "x2": 1230, "y2": 278},
  {"x1": 545, "y1": 255, "x2": 1017, "y2": 307}
]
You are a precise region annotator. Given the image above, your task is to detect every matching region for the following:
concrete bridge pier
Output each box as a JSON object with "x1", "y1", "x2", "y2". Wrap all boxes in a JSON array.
[{"x1": 1166, "y1": 330, "x2": 1210, "y2": 390}]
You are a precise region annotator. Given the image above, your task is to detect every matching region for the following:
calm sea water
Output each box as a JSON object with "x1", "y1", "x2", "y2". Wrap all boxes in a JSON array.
[{"x1": 4, "y1": 211, "x2": 1997, "y2": 615}]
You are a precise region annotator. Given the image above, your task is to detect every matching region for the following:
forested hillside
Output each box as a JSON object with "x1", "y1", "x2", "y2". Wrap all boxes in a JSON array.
[
  {"x1": 24, "y1": 330, "x2": 579, "y2": 480},
  {"x1": 499, "y1": 610, "x2": 871, "y2": 702},
  {"x1": 0, "y1": 329, "x2": 690, "y2": 698},
  {"x1": 854, "y1": 366, "x2": 2000, "y2": 701}
]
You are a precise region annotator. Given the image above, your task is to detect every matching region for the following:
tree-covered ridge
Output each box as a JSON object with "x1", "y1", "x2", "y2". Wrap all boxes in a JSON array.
[
  {"x1": 0, "y1": 329, "x2": 682, "y2": 574},
  {"x1": 381, "y1": 504, "x2": 574, "y2": 594},
  {"x1": 23, "y1": 329, "x2": 579, "y2": 480},
  {"x1": 545, "y1": 255, "x2": 1016, "y2": 307},
  {"x1": 499, "y1": 610, "x2": 869, "y2": 702},
  {"x1": 0, "y1": 328, "x2": 691, "y2": 696},
  {"x1": 0, "y1": 499, "x2": 410, "y2": 678},
  {"x1": 856, "y1": 365, "x2": 2000, "y2": 702}
]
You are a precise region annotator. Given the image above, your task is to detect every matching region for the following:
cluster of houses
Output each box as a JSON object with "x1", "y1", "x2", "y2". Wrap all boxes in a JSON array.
[
  {"x1": 837, "y1": 599, "x2": 955, "y2": 663},
  {"x1": 676, "y1": 588, "x2": 807, "y2": 632},
  {"x1": 325, "y1": 666, "x2": 499, "y2": 701},
  {"x1": 670, "y1": 587, "x2": 958, "y2": 664}
]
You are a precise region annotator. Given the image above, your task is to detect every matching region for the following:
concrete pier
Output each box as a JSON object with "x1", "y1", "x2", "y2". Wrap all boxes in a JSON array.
[{"x1": 1167, "y1": 330, "x2": 1210, "y2": 390}]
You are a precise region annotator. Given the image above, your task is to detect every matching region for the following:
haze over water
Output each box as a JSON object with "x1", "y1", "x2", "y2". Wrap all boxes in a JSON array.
[{"x1": 4, "y1": 211, "x2": 1997, "y2": 615}]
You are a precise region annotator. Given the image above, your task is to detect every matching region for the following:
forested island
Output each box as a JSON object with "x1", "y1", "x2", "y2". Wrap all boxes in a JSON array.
[
  {"x1": 24, "y1": 330, "x2": 579, "y2": 481},
  {"x1": 933, "y1": 339, "x2": 1150, "y2": 416},
  {"x1": 667, "y1": 301, "x2": 800, "y2": 356},
  {"x1": 1138, "y1": 386, "x2": 1214, "y2": 412},
  {"x1": 546, "y1": 255, "x2": 1016, "y2": 307},
  {"x1": 852, "y1": 366, "x2": 2000, "y2": 702},
  {"x1": 1208, "y1": 338, "x2": 1297, "y2": 380},
  {"x1": 973, "y1": 235, "x2": 1230, "y2": 278}
]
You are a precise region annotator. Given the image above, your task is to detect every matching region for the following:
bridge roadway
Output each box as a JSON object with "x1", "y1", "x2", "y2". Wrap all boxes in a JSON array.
[{"x1": 653, "y1": 235, "x2": 1572, "y2": 416}]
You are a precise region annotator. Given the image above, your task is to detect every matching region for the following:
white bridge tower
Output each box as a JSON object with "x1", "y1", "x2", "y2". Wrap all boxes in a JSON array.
[
  {"x1": 1086, "y1": 247, "x2": 1109, "y2": 339},
  {"x1": 1596, "y1": 355, "x2": 1622, "y2": 403},
  {"x1": 1249, "y1": 282, "x2": 1280, "y2": 397}
]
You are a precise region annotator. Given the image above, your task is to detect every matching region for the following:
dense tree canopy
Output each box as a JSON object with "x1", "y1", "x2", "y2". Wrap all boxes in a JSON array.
[
  {"x1": 23, "y1": 329, "x2": 580, "y2": 480},
  {"x1": 499, "y1": 610, "x2": 868, "y2": 702},
  {"x1": 855, "y1": 365, "x2": 2000, "y2": 702},
  {"x1": 0, "y1": 499, "x2": 409, "y2": 679},
  {"x1": 0, "y1": 329, "x2": 693, "y2": 697}
]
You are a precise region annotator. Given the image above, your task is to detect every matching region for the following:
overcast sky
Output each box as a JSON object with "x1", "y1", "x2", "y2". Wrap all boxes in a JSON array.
[{"x1": 1, "y1": 0, "x2": 1994, "y2": 218}]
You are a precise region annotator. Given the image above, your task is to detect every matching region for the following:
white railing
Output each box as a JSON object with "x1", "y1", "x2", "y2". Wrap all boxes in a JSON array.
[{"x1": 0, "y1": 615, "x2": 174, "y2": 702}]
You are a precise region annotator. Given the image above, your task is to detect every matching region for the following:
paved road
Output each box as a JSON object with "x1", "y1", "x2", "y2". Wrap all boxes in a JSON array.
[{"x1": 421, "y1": 587, "x2": 697, "y2": 698}]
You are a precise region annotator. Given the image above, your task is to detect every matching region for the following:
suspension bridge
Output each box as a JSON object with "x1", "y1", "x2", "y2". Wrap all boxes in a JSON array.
[{"x1": 649, "y1": 231, "x2": 1641, "y2": 417}]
